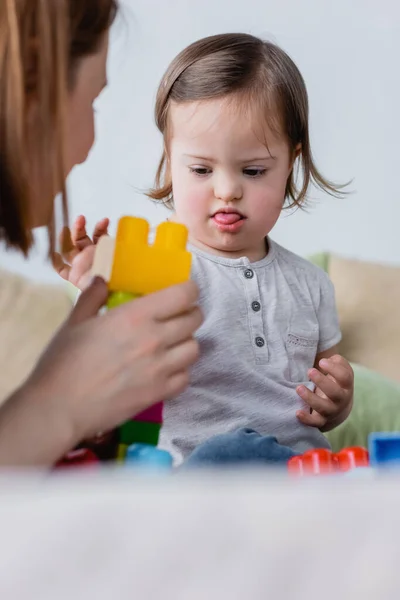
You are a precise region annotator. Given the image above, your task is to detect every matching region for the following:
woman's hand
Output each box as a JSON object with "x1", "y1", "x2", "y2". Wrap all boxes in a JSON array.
[{"x1": 0, "y1": 277, "x2": 202, "y2": 467}]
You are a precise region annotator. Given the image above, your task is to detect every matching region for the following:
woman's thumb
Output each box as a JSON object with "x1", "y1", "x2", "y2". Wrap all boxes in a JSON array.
[{"x1": 67, "y1": 277, "x2": 108, "y2": 325}]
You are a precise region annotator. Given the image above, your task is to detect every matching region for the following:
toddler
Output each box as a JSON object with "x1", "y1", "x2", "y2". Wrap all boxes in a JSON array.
[{"x1": 57, "y1": 33, "x2": 354, "y2": 466}]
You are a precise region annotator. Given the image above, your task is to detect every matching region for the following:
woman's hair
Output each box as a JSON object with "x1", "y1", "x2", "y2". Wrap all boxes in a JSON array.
[
  {"x1": 149, "y1": 32, "x2": 346, "y2": 209},
  {"x1": 0, "y1": 0, "x2": 117, "y2": 255}
]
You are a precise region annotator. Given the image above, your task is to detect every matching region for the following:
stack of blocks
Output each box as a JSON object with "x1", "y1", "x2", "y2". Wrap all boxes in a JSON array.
[
  {"x1": 56, "y1": 216, "x2": 192, "y2": 470},
  {"x1": 116, "y1": 402, "x2": 164, "y2": 464}
]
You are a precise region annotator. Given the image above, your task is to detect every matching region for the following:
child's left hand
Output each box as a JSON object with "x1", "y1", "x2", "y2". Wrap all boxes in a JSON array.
[{"x1": 296, "y1": 354, "x2": 354, "y2": 432}]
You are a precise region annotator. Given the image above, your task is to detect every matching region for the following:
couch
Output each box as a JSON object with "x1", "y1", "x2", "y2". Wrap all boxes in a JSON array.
[
  {"x1": 0, "y1": 269, "x2": 72, "y2": 402},
  {"x1": 0, "y1": 253, "x2": 399, "y2": 451},
  {"x1": 309, "y1": 253, "x2": 400, "y2": 450}
]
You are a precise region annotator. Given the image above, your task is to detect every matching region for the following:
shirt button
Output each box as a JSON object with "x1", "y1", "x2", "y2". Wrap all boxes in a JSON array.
[
  {"x1": 255, "y1": 336, "x2": 265, "y2": 348},
  {"x1": 251, "y1": 301, "x2": 261, "y2": 312},
  {"x1": 244, "y1": 269, "x2": 254, "y2": 279}
]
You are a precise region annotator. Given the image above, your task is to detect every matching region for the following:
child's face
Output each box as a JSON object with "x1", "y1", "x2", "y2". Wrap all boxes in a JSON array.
[{"x1": 169, "y1": 97, "x2": 294, "y2": 261}]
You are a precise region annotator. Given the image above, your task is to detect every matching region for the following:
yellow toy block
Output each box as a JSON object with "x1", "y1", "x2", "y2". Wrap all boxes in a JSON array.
[
  {"x1": 109, "y1": 217, "x2": 191, "y2": 295},
  {"x1": 117, "y1": 444, "x2": 128, "y2": 463}
]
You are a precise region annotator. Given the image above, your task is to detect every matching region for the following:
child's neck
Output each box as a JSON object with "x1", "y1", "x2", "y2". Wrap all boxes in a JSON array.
[{"x1": 188, "y1": 236, "x2": 269, "y2": 263}]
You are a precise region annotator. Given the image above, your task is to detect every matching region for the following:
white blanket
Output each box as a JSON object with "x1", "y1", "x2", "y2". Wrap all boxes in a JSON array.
[{"x1": 0, "y1": 469, "x2": 398, "y2": 599}]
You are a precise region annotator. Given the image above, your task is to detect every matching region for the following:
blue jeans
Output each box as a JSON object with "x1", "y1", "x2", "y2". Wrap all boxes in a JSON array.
[{"x1": 184, "y1": 428, "x2": 298, "y2": 467}]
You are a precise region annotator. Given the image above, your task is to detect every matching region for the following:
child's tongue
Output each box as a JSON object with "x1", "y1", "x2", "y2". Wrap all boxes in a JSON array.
[{"x1": 213, "y1": 212, "x2": 242, "y2": 225}]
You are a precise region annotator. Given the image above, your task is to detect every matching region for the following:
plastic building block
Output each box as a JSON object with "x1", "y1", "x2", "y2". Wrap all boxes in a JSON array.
[
  {"x1": 125, "y1": 443, "x2": 173, "y2": 469},
  {"x1": 119, "y1": 420, "x2": 161, "y2": 446},
  {"x1": 288, "y1": 449, "x2": 337, "y2": 476},
  {"x1": 288, "y1": 446, "x2": 369, "y2": 476},
  {"x1": 88, "y1": 216, "x2": 190, "y2": 472},
  {"x1": 109, "y1": 217, "x2": 191, "y2": 295},
  {"x1": 335, "y1": 446, "x2": 369, "y2": 471},
  {"x1": 92, "y1": 235, "x2": 115, "y2": 282},
  {"x1": 92, "y1": 218, "x2": 192, "y2": 295},
  {"x1": 55, "y1": 448, "x2": 99, "y2": 469},
  {"x1": 106, "y1": 291, "x2": 137, "y2": 310},
  {"x1": 134, "y1": 402, "x2": 163, "y2": 424},
  {"x1": 369, "y1": 432, "x2": 400, "y2": 467},
  {"x1": 117, "y1": 444, "x2": 128, "y2": 463}
]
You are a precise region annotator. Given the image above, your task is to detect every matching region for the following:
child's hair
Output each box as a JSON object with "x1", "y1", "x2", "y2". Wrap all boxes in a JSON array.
[
  {"x1": 0, "y1": 0, "x2": 117, "y2": 255},
  {"x1": 149, "y1": 32, "x2": 346, "y2": 209}
]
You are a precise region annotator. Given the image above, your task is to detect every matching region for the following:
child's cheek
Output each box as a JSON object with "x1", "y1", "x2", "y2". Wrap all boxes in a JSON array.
[{"x1": 174, "y1": 185, "x2": 209, "y2": 223}]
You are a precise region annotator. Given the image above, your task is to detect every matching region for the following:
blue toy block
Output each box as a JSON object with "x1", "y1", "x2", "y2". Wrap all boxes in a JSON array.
[
  {"x1": 369, "y1": 432, "x2": 400, "y2": 467},
  {"x1": 125, "y1": 443, "x2": 173, "y2": 470}
]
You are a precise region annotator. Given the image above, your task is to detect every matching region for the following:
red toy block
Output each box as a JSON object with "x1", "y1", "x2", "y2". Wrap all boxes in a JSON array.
[
  {"x1": 133, "y1": 402, "x2": 163, "y2": 424},
  {"x1": 288, "y1": 446, "x2": 369, "y2": 476},
  {"x1": 55, "y1": 448, "x2": 99, "y2": 469},
  {"x1": 288, "y1": 448, "x2": 337, "y2": 476},
  {"x1": 335, "y1": 446, "x2": 369, "y2": 471},
  {"x1": 287, "y1": 455, "x2": 306, "y2": 476}
]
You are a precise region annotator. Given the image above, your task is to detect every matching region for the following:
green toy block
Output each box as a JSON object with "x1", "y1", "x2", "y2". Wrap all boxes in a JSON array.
[
  {"x1": 119, "y1": 420, "x2": 161, "y2": 446},
  {"x1": 106, "y1": 291, "x2": 139, "y2": 310}
]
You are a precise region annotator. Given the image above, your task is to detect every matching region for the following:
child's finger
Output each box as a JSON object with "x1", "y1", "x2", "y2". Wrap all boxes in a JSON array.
[
  {"x1": 296, "y1": 385, "x2": 337, "y2": 417},
  {"x1": 318, "y1": 357, "x2": 353, "y2": 390},
  {"x1": 92, "y1": 218, "x2": 110, "y2": 244},
  {"x1": 71, "y1": 215, "x2": 93, "y2": 251},
  {"x1": 307, "y1": 368, "x2": 346, "y2": 404},
  {"x1": 69, "y1": 246, "x2": 97, "y2": 289},
  {"x1": 52, "y1": 251, "x2": 71, "y2": 281},
  {"x1": 296, "y1": 409, "x2": 327, "y2": 428}
]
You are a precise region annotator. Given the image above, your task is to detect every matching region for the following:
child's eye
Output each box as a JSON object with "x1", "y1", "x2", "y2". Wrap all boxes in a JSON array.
[
  {"x1": 189, "y1": 167, "x2": 211, "y2": 176},
  {"x1": 243, "y1": 168, "x2": 267, "y2": 178}
]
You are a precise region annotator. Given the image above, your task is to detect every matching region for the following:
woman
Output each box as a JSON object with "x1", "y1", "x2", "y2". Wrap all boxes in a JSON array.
[{"x1": 0, "y1": 0, "x2": 202, "y2": 467}]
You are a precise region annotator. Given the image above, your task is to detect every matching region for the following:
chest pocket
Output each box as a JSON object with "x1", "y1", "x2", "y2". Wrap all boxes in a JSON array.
[{"x1": 286, "y1": 319, "x2": 319, "y2": 383}]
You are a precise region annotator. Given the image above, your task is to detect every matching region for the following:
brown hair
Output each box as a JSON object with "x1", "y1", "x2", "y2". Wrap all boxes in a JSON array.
[
  {"x1": 0, "y1": 0, "x2": 117, "y2": 255},
  {"x1": 149, "y1": 33, "x2": 346, "y2": 209}
]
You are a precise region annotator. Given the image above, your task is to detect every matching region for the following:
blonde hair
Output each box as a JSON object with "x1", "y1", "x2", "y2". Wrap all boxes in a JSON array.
[
  {"x1": 0, "y1": 0, "x2": 117, "y2": 255},
  {"x1": 149, "y1": 33, "x2": 346, "y2": 209}
]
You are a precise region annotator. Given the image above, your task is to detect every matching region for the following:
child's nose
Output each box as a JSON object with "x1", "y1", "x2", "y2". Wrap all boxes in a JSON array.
[{"x1": 214, "y1": 174, "x2": 243, "y2": 202}]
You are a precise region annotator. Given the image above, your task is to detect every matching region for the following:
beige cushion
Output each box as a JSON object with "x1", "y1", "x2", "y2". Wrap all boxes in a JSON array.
[
  {"x1": 330, "y1": 255, "x2": 400, "y2": 383},
  {"x1": 0, "y1": 269, "x2": 72, "y2": 402}
]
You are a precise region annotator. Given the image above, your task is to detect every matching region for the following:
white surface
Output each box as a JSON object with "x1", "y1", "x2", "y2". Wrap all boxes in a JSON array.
[
  {"x1": 1, "y1": 0, "x2": 399, "y2": 282},
  {"x1": 0, "y1": 470, "x2": 400, "y2": 598}
]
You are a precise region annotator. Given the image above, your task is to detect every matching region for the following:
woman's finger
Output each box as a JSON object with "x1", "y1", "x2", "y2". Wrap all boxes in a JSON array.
[
  {"x1": 139, "y1": 281, "x2": 200, "y2": 322},
  {"x1": 111, "y1": 281, "x2": 200, "y2": 327},
  {"x1": 67, "y1": 277, "x2": 108, "y2": 325},
  {"x1": 162, "y1": 337, "x2": 200, "y2": 375},
  {"x1": 163, "y1": 370, "x2": 191, "y2": 400},
  {"x1": 160, "y1": 306, "x2": 203, "y2": 348}
]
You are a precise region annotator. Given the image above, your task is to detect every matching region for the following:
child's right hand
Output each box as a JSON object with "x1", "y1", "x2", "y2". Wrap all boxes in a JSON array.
[{"x1": 53, "y1": 215, "x2": 109, "y2": 291}]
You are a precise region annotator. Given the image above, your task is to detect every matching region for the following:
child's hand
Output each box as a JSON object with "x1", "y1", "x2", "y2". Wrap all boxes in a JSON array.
[
  {"x1": 53, "y1": 215, "x2": 109, "y2": 291},
  {"x1": 296, "y1": 354, "x2": 354, "y2": 431}
]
